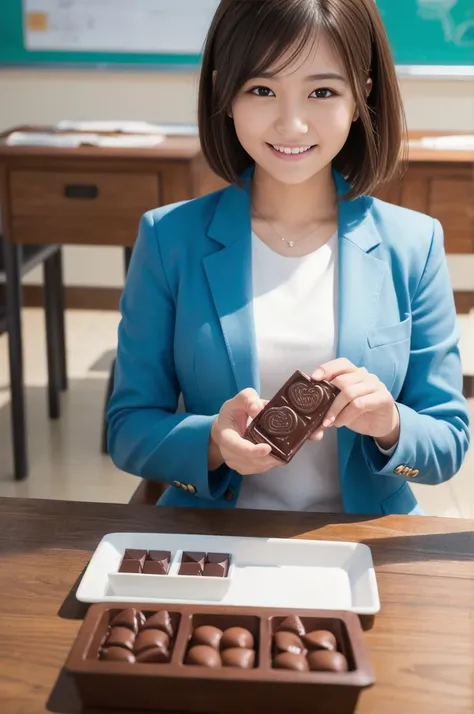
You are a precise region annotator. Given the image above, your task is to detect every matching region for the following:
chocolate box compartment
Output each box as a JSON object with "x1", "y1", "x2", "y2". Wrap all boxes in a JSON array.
[
  {"x1": 108, "y1": 550, "x2": 235, "y2": 602},
  {"x1": 66, "y1": 603, "x2": 375, "y2": 714}
]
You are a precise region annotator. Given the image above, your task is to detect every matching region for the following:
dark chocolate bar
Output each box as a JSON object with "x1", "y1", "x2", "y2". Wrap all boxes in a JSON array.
[{"x1": 244, "y1": 370, "x2": 340, "y2": 463}]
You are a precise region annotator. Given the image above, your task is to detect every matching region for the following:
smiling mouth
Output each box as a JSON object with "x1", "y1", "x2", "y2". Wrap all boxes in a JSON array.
[{"x1": 267, "y1": 143, "x2": 317, "y2": 155}]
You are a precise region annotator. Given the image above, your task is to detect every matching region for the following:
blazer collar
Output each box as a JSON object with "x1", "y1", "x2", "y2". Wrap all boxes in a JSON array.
[{"x1": 207, "y1": 165, "x2": 381, "y2": 254}]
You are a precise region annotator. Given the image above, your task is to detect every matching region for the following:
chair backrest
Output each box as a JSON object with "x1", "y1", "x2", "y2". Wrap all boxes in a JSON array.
[{"x1": 128, "y1": 479, "x2": 168, "y2": 506}]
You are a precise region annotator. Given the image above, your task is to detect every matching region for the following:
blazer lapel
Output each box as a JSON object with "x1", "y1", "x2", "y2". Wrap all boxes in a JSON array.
[
  {"x1": 334, "y1": 173, "x2": 389, "y2": 482},
  {"x1": 203, "y1": 175, "x2": 260, "y2": 395}
]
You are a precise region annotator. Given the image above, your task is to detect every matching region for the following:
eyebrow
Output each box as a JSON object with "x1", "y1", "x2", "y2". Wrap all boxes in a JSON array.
[{"x1": 256, "y1": 72, "x2": 347, "y2": 83}]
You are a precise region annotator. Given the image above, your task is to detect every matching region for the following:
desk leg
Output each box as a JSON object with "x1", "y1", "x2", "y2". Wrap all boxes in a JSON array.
[
  {"x1": 4, "y1": 239, "x2": 28, "y2": 480},
  {"x1": 43, "y1": 254, "x2": 61, "y2": 420},
  {"x1": 53, "y1": 249, "x2": 68, "y2": 391}
]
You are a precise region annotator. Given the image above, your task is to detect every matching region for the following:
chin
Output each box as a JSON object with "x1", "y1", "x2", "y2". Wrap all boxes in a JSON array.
[{"x1": 258, "y1": 162, "x2": 331, "y2": 186}]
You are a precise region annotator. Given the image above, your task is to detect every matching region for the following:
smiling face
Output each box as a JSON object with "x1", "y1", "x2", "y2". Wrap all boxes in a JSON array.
[{"x1": 231, "y1": 33, "x2": 358, "y2": 187}]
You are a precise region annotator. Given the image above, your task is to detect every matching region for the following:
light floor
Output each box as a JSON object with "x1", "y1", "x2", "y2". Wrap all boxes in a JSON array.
[{"x1": 0, "y1": 308, "x2": 473, "y2": 518}]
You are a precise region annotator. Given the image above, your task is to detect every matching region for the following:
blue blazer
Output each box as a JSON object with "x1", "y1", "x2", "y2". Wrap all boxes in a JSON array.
[{"x1": 107, "y1": 169, "x2": 470, "y2": 514}]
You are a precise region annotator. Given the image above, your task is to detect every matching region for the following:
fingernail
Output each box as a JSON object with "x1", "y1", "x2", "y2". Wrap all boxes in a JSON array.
[
  {"x1": 313, "y1": 368, "x2": 324, "y2": 380},
  {"x1": 323, "y1": 418, "x2": 331, "y2": 428}
]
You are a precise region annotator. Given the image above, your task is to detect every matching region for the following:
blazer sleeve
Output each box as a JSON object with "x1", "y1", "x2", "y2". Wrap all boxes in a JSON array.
[
  {"x1": 362, "y1": 218, "x2": 470, "y2": 485},
  {"x1": 106, "y1": 211, "x2": 231, "y2": 500}
]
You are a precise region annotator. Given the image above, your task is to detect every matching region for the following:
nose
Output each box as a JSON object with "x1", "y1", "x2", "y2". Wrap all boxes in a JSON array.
[{"x1": 274, "y1": 100, "x2": 309, "y2": 138}]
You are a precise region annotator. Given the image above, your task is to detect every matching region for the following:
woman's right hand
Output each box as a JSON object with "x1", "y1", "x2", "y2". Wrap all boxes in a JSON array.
[{"x1": 209, "y1": 389, "x2": 283, "y2": 475}]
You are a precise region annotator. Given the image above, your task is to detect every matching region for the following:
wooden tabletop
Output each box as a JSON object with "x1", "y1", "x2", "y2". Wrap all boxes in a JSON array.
[
  {"x1": 0, "y1": 125, "x2": 201, "y2": 160},
  {"x1": 0, "y1": 497, "x2": 473, "y2": 714},
  {"x1": 0, "y1": 126, "x2": 473, "y2": 163}
]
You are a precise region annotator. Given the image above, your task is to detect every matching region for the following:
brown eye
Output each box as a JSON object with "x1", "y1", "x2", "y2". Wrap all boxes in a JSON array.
[
  {"x1": 249, "y1": 86, "x2": 275, "y2": 97},
  {"x1": 310, "y1": 88, "x2": 336, "y2": 99}
]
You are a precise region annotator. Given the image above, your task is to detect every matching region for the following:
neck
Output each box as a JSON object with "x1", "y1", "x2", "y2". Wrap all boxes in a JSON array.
[{"x1": 251, "y1": 163, "x2": 338, "y2": 225}]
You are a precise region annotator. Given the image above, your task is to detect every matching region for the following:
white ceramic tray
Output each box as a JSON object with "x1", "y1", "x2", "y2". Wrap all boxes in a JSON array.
[
  {"x1": 76, "y1": 532, "x2": 380, "y2": 615},
  {"x1": 76, "y1": 533, "x2": 380, "y2": 615}
]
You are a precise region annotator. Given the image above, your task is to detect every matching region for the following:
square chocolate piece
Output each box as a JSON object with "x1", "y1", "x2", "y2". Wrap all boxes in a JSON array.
[
  {"x1": 123, "y1": 549, "x2": 147, "y2": 567},
  {"x1": 203, "y1": 553, "x2": 229, "y2": 578},
  {"x1": 148, "y1": 550, "x2": 171, "y2": 564},
  {"x1": 142, "y1": 561, "x2": 168, "y2": 575},
  {"x1": 244, "y1": 371, "x2": 339, "y2": 464},
  {"x1": 182, "y1": 552, "x2": 206, "y2": 568},
  {"x1": 119, "y1": 559, "x2": 143, "y2": 574},
  {"x1": 179, "y1": 561, "x2": 202, "y2": 576},
  {"x1": 145, "y1": 550, "x2": 171, "y2": 574}
]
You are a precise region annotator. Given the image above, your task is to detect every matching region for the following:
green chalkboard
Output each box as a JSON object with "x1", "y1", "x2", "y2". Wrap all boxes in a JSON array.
[
  {"x1": 0, "y1": 0, "x2": 473, "y2": 71},
  {"x1": 378, "y1": 0, "x2": 474, "y2": 69}
]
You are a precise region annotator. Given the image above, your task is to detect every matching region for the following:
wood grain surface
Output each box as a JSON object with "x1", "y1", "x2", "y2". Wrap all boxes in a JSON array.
[{"x1": 0, "y1": 498, "x2": 473, "y2": 714}]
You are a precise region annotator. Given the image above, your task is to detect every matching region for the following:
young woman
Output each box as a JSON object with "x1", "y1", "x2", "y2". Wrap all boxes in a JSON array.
[{"x1": 107, "y1": 0, "x2": 469, "y2": 514}]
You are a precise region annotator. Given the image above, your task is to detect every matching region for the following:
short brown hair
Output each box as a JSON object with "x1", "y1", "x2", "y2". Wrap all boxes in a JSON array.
[{"x1": 198, "y1": 0, "x2": 407, "y2": 199}]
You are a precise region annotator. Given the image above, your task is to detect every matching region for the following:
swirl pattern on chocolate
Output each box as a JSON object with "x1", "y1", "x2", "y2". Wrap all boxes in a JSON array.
[
  {"x1": 287, "y1": 382, "x2": 326, "y2": 414},
  {"x1": 261, "y1": 406, "x2": 298, "y2": 436}
]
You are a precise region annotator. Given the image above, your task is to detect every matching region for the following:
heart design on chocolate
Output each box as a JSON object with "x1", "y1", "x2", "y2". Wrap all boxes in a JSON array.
[
  {"x1": 287, "y1": 382, "x2": 325, "y2": 414},
  {"x1": 261, "y1": 406, "x2": 298, "y2": 436}
]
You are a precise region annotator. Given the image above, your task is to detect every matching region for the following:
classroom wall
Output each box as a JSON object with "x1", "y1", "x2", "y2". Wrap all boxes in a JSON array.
[{"x1": 0, "y1": 69, "x2": 473, "y2": 291}]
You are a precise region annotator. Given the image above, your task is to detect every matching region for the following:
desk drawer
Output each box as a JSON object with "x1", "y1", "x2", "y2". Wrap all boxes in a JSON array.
[{"x1": 9, "y1": 170, "x2": 160, "y2": 246}]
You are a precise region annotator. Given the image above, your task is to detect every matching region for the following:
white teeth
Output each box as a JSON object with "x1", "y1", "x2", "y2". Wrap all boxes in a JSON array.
[{"x1": 272, "y1": 145, "x2": 312, "y2": 155}]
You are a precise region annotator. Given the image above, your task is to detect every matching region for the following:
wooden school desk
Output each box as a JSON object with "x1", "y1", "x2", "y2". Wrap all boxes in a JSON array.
[{"x1": 0, "y1": 126, "x2": 472, "y2": 480}]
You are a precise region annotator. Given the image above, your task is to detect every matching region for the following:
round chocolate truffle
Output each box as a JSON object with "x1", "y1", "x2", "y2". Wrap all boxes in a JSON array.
[
  {"x1": 134, "y1": 629, "x2": 170, "y2": 655},
  {"x1": 307, "y1": 650, "x2": 348, "y2": 673},
  {"x1": 274, "y1": 632, "x2": 306, "y2": 656},
  {"x1": 185, "y1": 645, "x2": 222, "y2": 668},
  {"x1": 273, "y1": 652, "x2": 309, "y2": 672},
  {"x1": 136, "y1": 647, "x2": 170, "y2": 664},
  {"x1": 106, "y1": 626, "x2": 136, "y2": 651},
  {"x1": 221, "y1": 647, "x2": 255, "y2": 669},
  {"x1": 303, "y1": 630, "x2": 337, "y2": 652},
  {"x1": 191, "y1": 625, "x2": 223, "y2": 650},
  {"x1": 100, "y1": 646, "x2": 136, "y2": 663},
  {"x1": 277, "y1": 616, "x2": 306, "y2": 637},
  {"x1": 220, "y1": 627, "x2": 254, "y2": 651}
]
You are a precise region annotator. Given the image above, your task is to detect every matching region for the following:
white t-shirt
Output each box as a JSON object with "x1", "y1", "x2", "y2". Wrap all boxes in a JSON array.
[{"x1": 236, "y1": 232, "x2": 343, "y2": 512}]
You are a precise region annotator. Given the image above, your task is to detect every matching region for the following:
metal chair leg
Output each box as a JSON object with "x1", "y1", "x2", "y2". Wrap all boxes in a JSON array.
[
  {"x1": 43, "y1": 254, "x2": 61, "y2": 420},
  {"x1": 101, "y1": 358, "x2": 116, "y2": 454},
  {"x1": 4, "y1": 240, "x2": 28, "y2": 480},
  {"x1": 53, "y1": 249, "x2": 68, "y2": 391}
]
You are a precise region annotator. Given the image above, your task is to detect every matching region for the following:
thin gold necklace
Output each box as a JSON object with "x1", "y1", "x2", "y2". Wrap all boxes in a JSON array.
[{"x1": 252, "y1": 206, "x2": 332, "y2": 248}]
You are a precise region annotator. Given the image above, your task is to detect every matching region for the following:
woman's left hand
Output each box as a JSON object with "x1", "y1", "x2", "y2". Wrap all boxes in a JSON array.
[{"x1": 309, "y1": 358, "x2": 400, "y2": 449}]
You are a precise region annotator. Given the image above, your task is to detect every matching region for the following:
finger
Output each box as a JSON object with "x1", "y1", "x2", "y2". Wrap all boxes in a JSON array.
[
  {"x1": 309, "y1": 427, "x2": 325, "y2": 442},
  {"x1": 232, "y1": 388, "x2": 264, "y2": 418},
  {"x1": 323, "y1": 380, "x2": 377, "y2": 425},
  {"x1": 312, "y1": 358, "x2": 358, "y2": 382},
  {"x1": 231, "y1": 455, "x2": 283, "y2": 475},
  {"x1": 222, "y1": 427, "x2": 271, "y2": 458},
  {"x1": 333, "y1": 392, "x2": 387, "y2": 429},
  {"x1": 329, "y1": 368, "x2": 370, "y2": 392}
]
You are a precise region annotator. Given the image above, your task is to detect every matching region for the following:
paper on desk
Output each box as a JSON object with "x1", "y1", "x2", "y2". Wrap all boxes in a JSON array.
[
  {"x1": 410, "y1": 135, "x2": 474, "y2": 151},
  {"x1": 55, "y1": 120, "x2": 199, "y2": 136},
  {"x1": 6, "y1": 131, "x2": 165, "y2": 148}
]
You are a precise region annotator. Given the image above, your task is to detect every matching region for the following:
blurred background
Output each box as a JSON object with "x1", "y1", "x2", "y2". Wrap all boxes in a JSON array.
[{"x1": 0, "y1": 0, "x2": 473, "y2": 514}]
